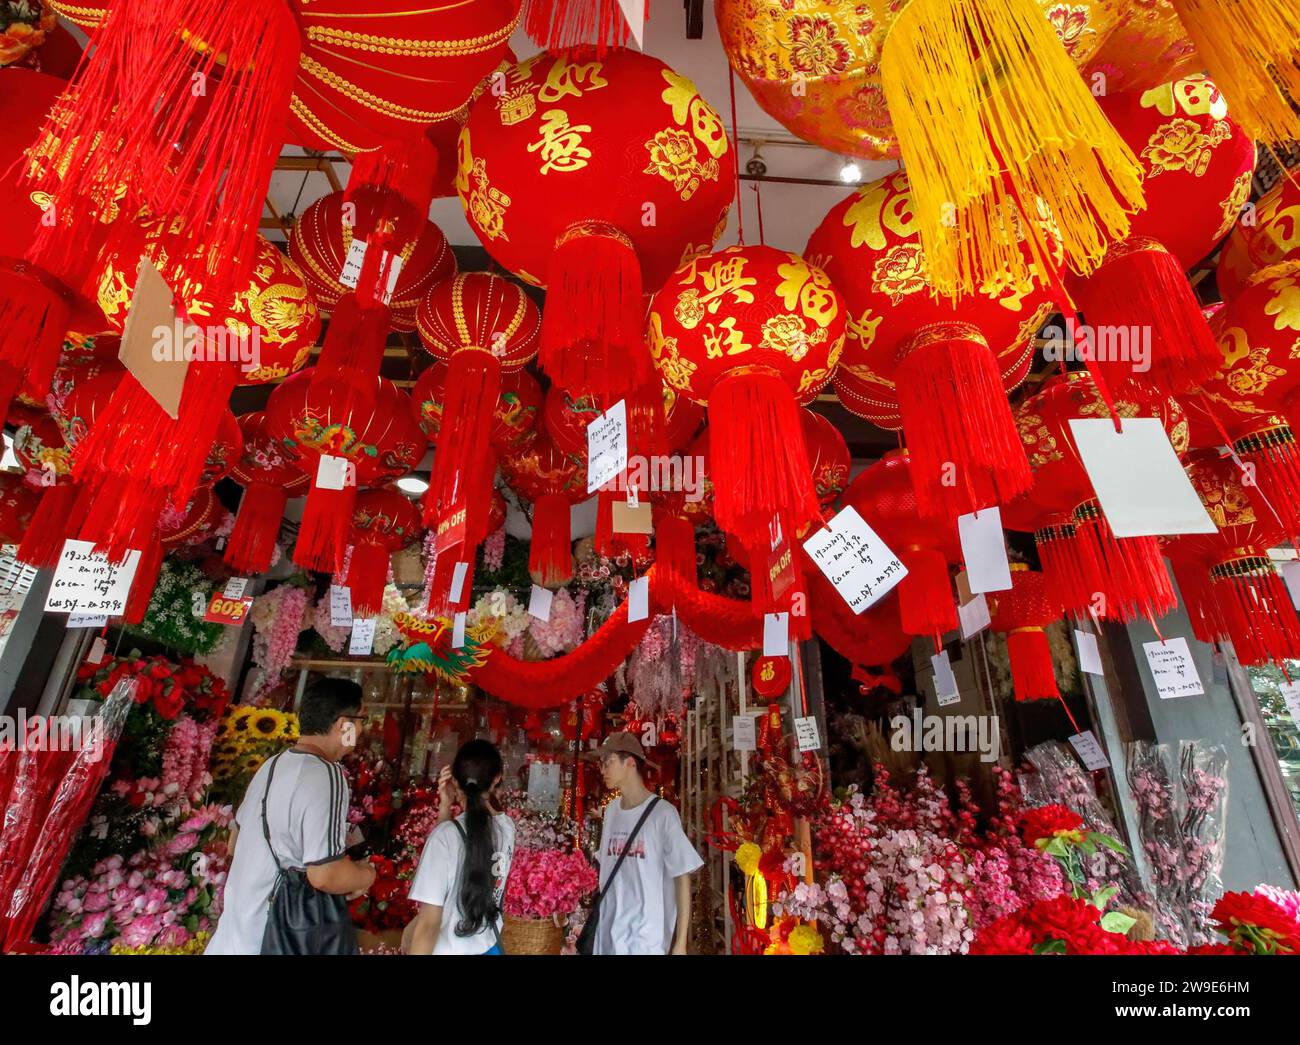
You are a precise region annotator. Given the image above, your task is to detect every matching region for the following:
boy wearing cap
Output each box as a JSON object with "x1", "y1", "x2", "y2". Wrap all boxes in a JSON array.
[{"x1": 587, "y1": 731, "x2": 703, "y2": 955}]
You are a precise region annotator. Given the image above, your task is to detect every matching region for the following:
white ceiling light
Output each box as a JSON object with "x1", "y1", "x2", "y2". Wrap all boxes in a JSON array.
[
  {"x1": 839, "y1": 159, "x2": 862, "y2": 185},
  {"x1": 396, "y1": 476, "x2": 428, "y2": 496}
]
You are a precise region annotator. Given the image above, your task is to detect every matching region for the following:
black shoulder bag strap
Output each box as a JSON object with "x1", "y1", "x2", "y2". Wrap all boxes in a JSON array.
[
  {"x1": 260, "y1": 751, "x2": 287, "y2": 878},
  {"x1": 580, "y1": 796, "x2": 660, "y2": 951},
  {"x1": 451, "y1": 818, "x2": 504, "y2": 954}
]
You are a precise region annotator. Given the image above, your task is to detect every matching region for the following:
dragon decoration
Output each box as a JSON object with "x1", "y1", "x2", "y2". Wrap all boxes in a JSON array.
[{"x1": 385, "y1": 612, "x2": 498, "y2": 683}]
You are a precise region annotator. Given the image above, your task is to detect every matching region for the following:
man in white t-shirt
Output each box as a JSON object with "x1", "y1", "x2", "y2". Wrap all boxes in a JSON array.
[
  {"x1": 205, "y1": 678, "x2": 376, "y2": 955},
  {"x1": 587, "y1": 732, "x2": 702, "y2": 955}
]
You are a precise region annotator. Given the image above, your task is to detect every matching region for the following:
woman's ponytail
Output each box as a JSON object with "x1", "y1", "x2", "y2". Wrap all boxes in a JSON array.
[{"x1": 451, "y1": 739, "x2": 504, "y2": 937}]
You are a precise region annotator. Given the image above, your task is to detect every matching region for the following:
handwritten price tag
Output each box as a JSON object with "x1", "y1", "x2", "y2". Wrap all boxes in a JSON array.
[
  {"x1": 203, "y1": 593, "x2": 253, "y2": 625},
  {"x1": 803, "y1": 506, "x2": 907, "y2": 614},
  {"x1": 1143, "y1": 636, "x2": 1204, "y2": 699}
]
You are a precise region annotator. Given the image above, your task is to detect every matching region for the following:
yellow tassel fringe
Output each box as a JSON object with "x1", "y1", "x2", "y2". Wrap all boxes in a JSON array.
[
  {"x1": 1170, "y1": 0, "x2": 1300, "y2": 143},
  {"x1": 880, "y1": 0, "x2": 1146, "y2": 300}
]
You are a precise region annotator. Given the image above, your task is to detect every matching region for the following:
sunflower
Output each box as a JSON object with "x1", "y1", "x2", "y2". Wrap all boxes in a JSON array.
[
  {"x1": 228, "y1": 707, "x2": 255, "y2": 734},
  {"x1": 250, "y1": 710, "x2": 283, "y2": 737}
]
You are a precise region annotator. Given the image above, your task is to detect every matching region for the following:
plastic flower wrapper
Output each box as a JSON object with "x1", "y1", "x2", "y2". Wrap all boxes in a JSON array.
[
  {"x1": 1125, "y1": 741, "x2": 1189, "y2": 947},
  {"x1": 311, "y1": 590, "x2": 349, "y2": 653},
  {"x1": 1177, "y1": 740, "x2": 1228, "y2": 946}
]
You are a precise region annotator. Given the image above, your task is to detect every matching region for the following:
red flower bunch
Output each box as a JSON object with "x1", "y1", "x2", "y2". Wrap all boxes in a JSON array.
[
  {"x1": 1019, "y1": 804, "x2": 1085, "y2": 846},
  {"x1": 76, "y1": 653, "x2": 228, "y2": 723},
  {"x1": 1209, "y1": 891, "x2": 1300, "y2": 955},
  {"x1": 971, "y1": 896, "x2": 1179, "y2": 955},
  {"x1": 349, "y1": 855, "x2": 417, "y2": 932}
]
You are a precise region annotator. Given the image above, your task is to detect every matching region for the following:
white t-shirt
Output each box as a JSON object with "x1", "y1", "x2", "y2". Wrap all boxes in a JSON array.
[
  {"x1": 408, "y1": 812, "x2": 516, "y2": 955},
  {"x1": 594, "y1": 796, "x2": 702, "y2": 955},
  {"x1": 205, "y1": 750, "x2": 350, "y2": 955}
]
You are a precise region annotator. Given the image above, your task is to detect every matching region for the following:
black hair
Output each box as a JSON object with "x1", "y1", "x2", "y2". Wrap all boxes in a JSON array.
[
  {"x1": 452, "y1": 738, "x2": 504, "y2": 938},
  {"x1": 297, "y1": 677, "x2": 363, "y2": 736}
]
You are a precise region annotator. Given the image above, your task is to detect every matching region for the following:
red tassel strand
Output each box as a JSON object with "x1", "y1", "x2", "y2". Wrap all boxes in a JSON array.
[
  {"x1": 897, "y1": 545, "x2": 956, "y2": 640},
  {"x1": 1208, "y1": 557, "x2": 1300, "y2": 667},
  {"x1": 529, "y1": 492, "x2": 573, "y2": 589},
  {"x1": 653, "y1": 512, "x2": 697, "y2": 593},
  {"x1": 1233, "y1": 423, "x2": 1300, "y2": 544},
  {"x1": 1006, "y1": 629, "x2": 1060, "y2": 702},
  {"x1": 1035, "y1": 521, "x2": 1094, "y2": 619},
  {"x1": 524, "y1": 0, "x2": 631, "y2": 54},
  {"x1": 225, "y1": 483, "x2": 288, "y2": 575},
  {"x1": 1071, "y1": 237, "x2": 1220, "y2": 401},
  {"x1": 540, "y1": 222, "x2": 647, "y2": 399},
  {"x1": 423, "y1": 350, "x2": 501, "y2": 541},
  {"x1": 706, "y1": 366, "x2": 820, "y2": 550},
  {"x1": 1071, "y1": 501, "x2": 1177, "y2": 623},
  {"x1": 16, "y1": 484, "x2": 84, "y2": 569},
  {"x1": 893, "y1": 323, "x2": 1031, "y2": 519},
  {"x1": 344, "y1": 540, "x2": 391, "y2": 619},
  {"x1": 293, "y1": 482, "x2": 356, "y2": 575},
  {"x1": 990, "y1": 566, "x2": 1062, "y2": 701},
  {"x1": 0, "y1": 260, "x2": 72, "y2": 420},
  {"x1": 122, "y1": 537, "x2": 164, "y2": 625}
]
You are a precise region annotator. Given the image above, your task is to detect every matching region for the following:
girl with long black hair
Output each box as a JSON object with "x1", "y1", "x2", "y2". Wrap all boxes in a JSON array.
[{"x1": 404, "y1": 739, "x2": 515, "y2": 954}]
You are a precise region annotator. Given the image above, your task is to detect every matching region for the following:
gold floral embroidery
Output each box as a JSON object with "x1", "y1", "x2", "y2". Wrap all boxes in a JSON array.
[
  {"x1": 1142, "y1": 118, "x2": 1232, "y2": 178},
  {"x1": 786, "y1": 14, "x2": 850, "y2": 76},
  {"x1": 459, "y1": 129, "x2": 510, "y2": 243},
  {"x1": 873, "y1": 243, "x2": 926, "y2": 303},
  {"x1": 1216, "y1": 172, "x2": 1253, "y2": 241},
  {"x1": 528, "y1": 110, "x2": 592, "y2": 174},
  {"x1": 1043, "y1": 5, "x2": 1092, "y2": 56},
  {"x1": 644, "y1": 128, "x2": 719, "y2": 200},
  {"x1": 1225, "y1": 346, "x2": 1286, "y2": 397},
  {"x1": 648, "y1": 315, "x2": 697, "y2": 391},
  {"x1": 759, "y1": 314, "x2": 820, "y2": 362}
]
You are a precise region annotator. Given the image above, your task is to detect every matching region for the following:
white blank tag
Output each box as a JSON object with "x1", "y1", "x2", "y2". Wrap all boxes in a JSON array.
[
  {"x1": 89, "y1": 636, "x2": 107, "y2": 664},
  {"x1": 449, "y1": 561, "x2": 469, "y2": 603},
  {"x1": 763, "y1": 612, "x2": 789, "y2": 656},
  {"x1": 1075, "y1": 630, "x2": 1104, "y2": 675},
  {"x1": 349, "y1": 618, "x2": 376, "y2": 655},
  {"x1": 586, "y1": 399, "x2": 628, "y2": 494},
  {"x1": 1068, "y1": 730, "x2": 1110, "y2": 771},
  {"x1": 627, "y1": 575, "x2": 649, "y2": 622},
  {"x1": 452, "y1": 611, "x2": 466, "y2": 649},
  {"x1": 931, "y1": 650, "x2": 960, "y2": 706},
  {"x1": 1142, "y1": 636, "x2": 1204, "y2": 699},
  {"x1": 528, "y1": 584, "x2": 553, "y2": 621},
  {"x1": 316, "y1": 454, "x2": 351, "y2": 491},
  {"x1": 958, "y1": 594, "x2": 991, "y2": 639},
  {"x1": 1069, "y1": 418, "x2": 1216, "y2": 538},
  {"x1": 957, "y1": 507, "x2": 1012, "y2": 593},
  {"x1": 732, "y1": 714, "x2": 756, "y2": 752}
]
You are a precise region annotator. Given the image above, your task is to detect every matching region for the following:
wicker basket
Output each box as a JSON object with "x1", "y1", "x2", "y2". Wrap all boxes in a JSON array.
[{"x1": 501, "y1": 914, "x2": 565, "y2": 955}]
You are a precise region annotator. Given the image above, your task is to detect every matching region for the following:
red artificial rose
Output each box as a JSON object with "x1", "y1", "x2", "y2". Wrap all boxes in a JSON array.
[
  {"x1": 970, "y1": 917, "x2": 1036, "y2": 955},
  {"x1": 128, "y1": 790, "x2": 146, "y2": 809},
  {"x1": 1211, "y1": 892, "x2": 1300, "y2": 953},
  {"x1": 1019, "y1": 803, "x2": 1085, "y2": 846},
  {"x1": 153, "y1": 687, "x2": 185, "y2": 721}
]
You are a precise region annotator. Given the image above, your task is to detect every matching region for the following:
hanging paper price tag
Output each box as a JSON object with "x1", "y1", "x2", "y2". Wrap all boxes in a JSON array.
[{"x1": 329, "y1": 584, "x2": 353, "y2": 626}]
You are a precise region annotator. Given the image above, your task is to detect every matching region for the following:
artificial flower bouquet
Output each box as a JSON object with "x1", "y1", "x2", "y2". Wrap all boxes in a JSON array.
[
  {"x1": 208, "y1": 705, "x2": 299, "y2": 806},
  {"x1": 1193, "y1": 887, "x2": 1300, "y2": 955},
  {"x1": 971, "y1": 894, "x2": 1176, "y2": 955},
  {"x1": 1018, "y1": 803, "x2": 1129, "y2": 899},
  {"x1": 502, "y1": 846, "x2": 599, "y2": 922}
]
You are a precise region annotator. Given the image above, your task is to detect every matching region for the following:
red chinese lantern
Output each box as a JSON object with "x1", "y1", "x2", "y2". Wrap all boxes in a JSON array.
[
  {"x1": 802, "y1": 410, "x2": 850, "y2": 514},
  {"x1": 500, "y1": 429, "x2": 585, "y2": 588},
  {"x1": 0, "y1": 474, "x2": 40, "y2": 544},
  {"x1": 1218, "y1": 177, "x2": 1300, "y2": 298},
  {"x1": 1015, "y1": 371, "x2": 1188, "y2": 622},
  {"x1": 411, "y1": 362, "x2": 543, "y2": 453},
  {"x1": 807, "y1": 170, "x2": 1056, "y2": 519},
  {"x1": 1000, "y1": 496, "x2": 1097, "y2": 620},
  {"x1": 225, "y1": 412, "x2": 311, "y2": 576},
  {"x1": 989, "y1": 565, "x2": 1063, "y2": 702},
  {"x1": 1067, "y1": 77, "x2": 1254, "y2": 400},
  {"x1": 839, "y1": 450, "x2": 960, "y2": 642},
  {"x1": 343, "y1": 488, "x2": 423, "y2": 617},
  {"x1": 1165, "y1": 448, "x2": 1300, "y2": 667},
  {"x1": 264, "y1": 370, "x2": 424, "y2": 574},
  {"x1": 1081, "y1": 4, "x2": 1198, "y2": 94},
  {"x1": 286, "y1": 190, "x2": 456, "y2": 332},
  {"x1": 416, "y1": 273, "x2": 540, "y2": 574},
  {"x1": 648, "y1": 244, "x2": 845, "y2": 569},
  {"x1": 458, "y1": 48, "x2": 734, "y2": 398}
]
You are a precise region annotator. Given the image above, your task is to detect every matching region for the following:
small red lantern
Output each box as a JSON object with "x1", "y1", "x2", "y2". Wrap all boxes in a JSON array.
[
  {"x1": 458, "y1": 47, "x2": 734, "y2": 398},
  {"x1": 225, "y1": 412, "x2": 311, "y2": 576},
  {"x1": 500, "y1": 428, "x2": 585, "y2": 588},
  {"x1": 1218, "y1": 176, "x2": 1300, "y2": 298},
  {"x1": 988, "y1": 565, "x2": 1063, "y2": 702},
  {"x1": 343, "y1": 487, "x2": 423, "y2": 618}
]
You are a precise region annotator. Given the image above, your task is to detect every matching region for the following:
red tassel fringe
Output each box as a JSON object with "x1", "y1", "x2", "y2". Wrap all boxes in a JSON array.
[
  {"x1": 653, "y1": 512, "x2": 697, "y2": 593},
  {"x1": 539, "y1": 223, "x2": 647, "y2": 399},
  {"x1": 894, "y1": 324, "x2": 1031, "y2": 519},
  {"x1": 424, "y1": 350, "x2": 501, "y2": 545},
  {"x1": 1196, "y1": 558, "x2": 1300, "y2": 667},
  {"x1": 1071, "y1": 502, "x2": 1177, "y2": 623},
  {"x1": 0, "y1": 260, "x2": 72, "y2": 419},
  {"x1": 529, "y1": 492, "x2": 573, "y2": 589},
  {"x1": 898, "y1": 546, "x2": 956, "y2": 640},
  {"x1": 523, "y1": 0, "x2": 631, "y2": 54},
  {"x1": 1007, "y1": 628, "x2": 1060, "y2": 702},
  {"x1": 122, "y1": 538, "x2": 164, "y2": 625},
  {"x1": 706, "y1": 367, "x2": 820, "y2": 550},
  {"x1": 17, "y1": 484, "x2": 85, "y2": 569},
  {"x1": 1234, "y1": 425, "x2": 1300, "y2": 544},
  {"x1": 1072, "y1": 238, "x2": 1219, "y2": 401},
  {"x1": 225, "y1": 483, "x2": 287, "y2": 576},
  {"x1": 293, "y1": 481, "x2": 356, "y2": 575},
  {"x1": 1036, "y1": 523, "x2": 1094, "y2": 618},
  {"x1": 344, "y1": 540, "x2": 391, "y2": 618}
]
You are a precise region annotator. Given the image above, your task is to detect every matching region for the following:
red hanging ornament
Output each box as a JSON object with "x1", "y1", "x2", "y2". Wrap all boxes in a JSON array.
[
  {"x1": 808, "y1": 169, "x2": 1057, "y2": 519},
  {"x1": 343, "y1": 487, "x2": 423, "y2": 617},
  {"x1": 225, "y1": 412, "x2": 311, "y2": 575},
  {"x1": 988, "y1": 565, "x2": 1063, "y2": 702},
  {"x1": 500, "y1": 429, "x2": 585, "y2": 589},
  {"x1": 1015, "y1": 371, "x2": 1188, "y2": 623},
  {"x1": 123, "y1": 486, "x2": 224, "y2": 624},
  {"x1": 458, "y1": 48, "x2": 734, "y2": 399},
  {"x1": 751, "y1": 655, "x2": 791, "y2": 698},
  {"x1": 648, "y1": 244, "x2": 845, "y2": 557},
  {"x1": 265, "y1": 370, "x2": 424, "y2": 574},
  {"x1": 1218, "y1": 174, "x2": 1300, "y2": 298},
  {"x1": 412, "y1": 362, "x2": 543, "y2": 454},
  {"x1": 0, "y1": 474, "x2": 40, "y2": 545},
  {"x1": 1166, "y1": 448, "x2": 1300, "y2": 667}
]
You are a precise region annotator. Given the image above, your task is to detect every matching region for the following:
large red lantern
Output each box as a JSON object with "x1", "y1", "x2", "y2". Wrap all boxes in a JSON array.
[
  {"x1": 416, "y1": 273, "x2": 540, "y2": 594},
  {"x1": 265, "y1": 370, "x2": 424, "y2": 574},
  {"x1": 1166, "y1": 448, "x2": 1300, "y2": 667},
  {"x1": 458, "y1": 48, "x2": 735, "y2": 398},
  {"x1": 1068, "y1": 77, "x2": 1254, "y2": 401},
  {"x1": 839, "y1": 450, "x2": 960, "y2": 642},
  {"x1": 286, "y1": 191, "x2": 456, "y2": 332},
  {"x1": 342, "y1": 488, "x2": 423, "y2": 617},
  {"x1": 225, "y1": 412, "x2": 311, "y2": 576},
  {"x1": 1218, "y1": 177, "x2": 1300, "y2": 299},
  {"x1": 808, "y1": 170, "x2": 1056, "y2": 519},
  {"x1": 988, "y1": 565, "x2": 1064, "y2": 702},
  {"x1": 1015, "y1": 371, "x2": 1187, "y2": 622},
  {"x1": 412, "y1": 363, "x2": 542, "y2": 453},
  {"x1": 500, "y1": 429, "x2": 585, "y2": 589},
  {"x1": 648, "y1": 244, "x2": 845, "y2": 570},
  {"x1": 1081, "y1": 3, "x2": 1198, "y2": 93}
]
